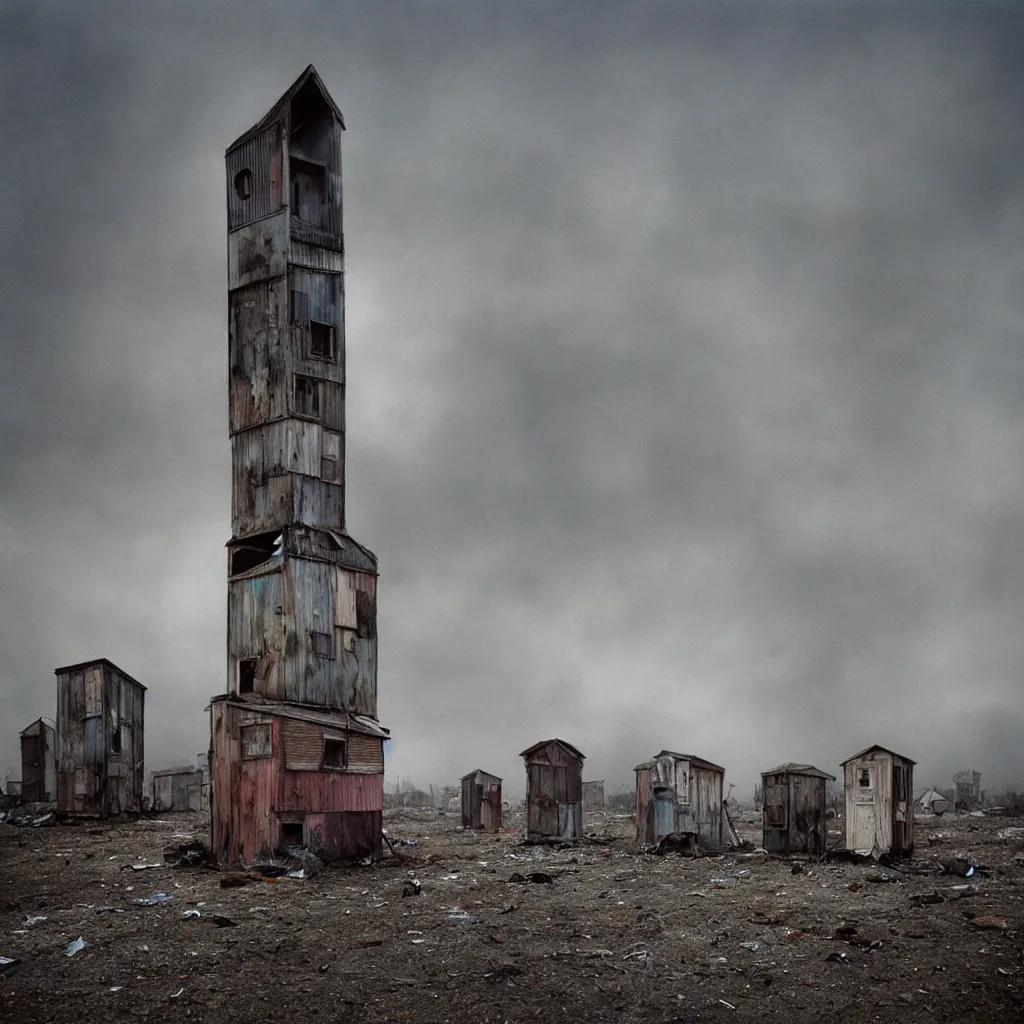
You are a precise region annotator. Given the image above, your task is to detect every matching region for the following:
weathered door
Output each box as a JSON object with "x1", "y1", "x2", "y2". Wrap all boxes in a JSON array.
[
  {"x1": 21, "y1": 735, "x2": 41, "y2": 802},
  {"x1": 558, "y1": 802, "x2": 579, "y2": 839},
  {"x1": 653, "y1": 791, "x2": 676, "y2": 839},
  {"x1": 527, "y1": 765, "x2": 558, "y2": 837},
  {"x1": 852, "y1": 801, "x2": 876, "y2": 854},
  {"x1": 172, "y1": 774, "x2": 189, "y2": 811}
]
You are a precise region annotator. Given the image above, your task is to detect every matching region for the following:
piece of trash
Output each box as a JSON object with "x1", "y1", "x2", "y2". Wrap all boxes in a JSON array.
[
  {"x1": 968, "y1": 915, "x2": 1007, "y2": 931},
  {"x1": 211, "y1": 915, "x2": 237, "y2": 928},
  {"x1": 126, "y1": 863, "x2": 163, "y2": 871},
  {"x1": 181, "y1": 909, "x2": 202, "y2": 919},
  {"x1": 622, "y1": 950, "x2": 649, "y2": 961},
  {"x1": 65, "y1": 938, "x2": 87, "y2": 957},
  {"x1": 23, "y1": 916, "x2": 46, "y2": 928},
  {"x1": 439, "y1": 873, "x2": 460, "y2": 881},
  {"x1": 710, "y1": 877, "x2": 731, "y2": 888},
  {"x1": 447, "y1": 910, "x2": 472, "y2": 922},
  {"x1": 139, "y1": 944, "x2": 150, "y2": 953},
  {"x1": 170, "y1": 988, "x2": 184, "y2": 999},
  {"x1": 786, "y1": 930, "x2": 807, "y2": 940},
  {"x1": 498, "y1": 904, "x2": 517, "y2": 915},
  {"x1": 509, "y1": 871, "x2": 553, "y2": 885},
  {"x1": 791, "y1": 864, "x2": 804, "y2": 875},
  {"x1": 489, "y1": 935, "x2": 505, "y2": 944},
  {"x1": 825, "y1": 951, "x2": 850, "y2": 963},
  {"x1": 398, "y1": 839, "x2": 419, "y2": 847},
  {"x1": 719, "y1": 999, "x2": 736, "y2": 1010},
  {"x1": 109, "y1": 986, "x2": 123, "y2": 992},
  {"x1": 402, "y1": 880, "x2": 422, "y2": 898},
  {"x1": 286, "y1": 869, "x2": 308, "y2": 880},
  {"x1": 135, "y1": 893, "x2": 173, "y2": 906},
  {"x1": 0, "y1": 957, "x2": 20, "y2": 970},
  {"x1": 411, "y1": 938, "x2": 426, "y2": 944},
  {"x1": 740, "y1": 941, "x2": 760, "y2": 952},
  {"x1": 407, "y1": 930, "x2": 423, "y2": 935}
]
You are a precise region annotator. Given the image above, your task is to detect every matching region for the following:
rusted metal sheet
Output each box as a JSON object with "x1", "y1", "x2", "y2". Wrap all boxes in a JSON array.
[
  {"x1": 56, "y1": 659, "x2": 145, "y2": 818},
  {"x1": 210, "y1": 699, "x2": 387, "y2": 865},
  {"x1": 20, "y1": 719, "x2": 56, "y2": 803},
  {"x1": 226, "y1": 124, "x2": 283, "y2": 230},
  {"x1": 842, "y1": 745, "x2": 915, "y2": 856}
]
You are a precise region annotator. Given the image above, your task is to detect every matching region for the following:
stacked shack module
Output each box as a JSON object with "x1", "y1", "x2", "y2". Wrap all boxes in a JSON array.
[{"x1": 210, "y1": 66, "x2": 389, "y2": 865}]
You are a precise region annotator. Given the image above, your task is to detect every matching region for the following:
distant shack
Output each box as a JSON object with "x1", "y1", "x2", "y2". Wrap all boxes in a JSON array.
[
  {"x1": 582, "y1": 780, "x2": 606, "y2": 812},
  {"x1": 20, "y1": 718, "x2": 57, "y2": 804},
  {"x1": 460, "y1": 769, "x2": 502, "y2": 832},
  {"x1": 760, "y1": 762, "x2": 835, "y2": 856},
  {"x1": 635, "y1": 751, "x2": 725, "y2": 852},
  {"x1": 151, "y1": 766, "x2": 205, "y2": 813},
  {"x1": 841, "y1": 745, "x2": 915, "y2": 857},
  {"x1": 56, "y1": 659, "x2": 145, "y2": 818},
  {"x1": 521, "y1": 738, "x2": 585, "y2": 842}
]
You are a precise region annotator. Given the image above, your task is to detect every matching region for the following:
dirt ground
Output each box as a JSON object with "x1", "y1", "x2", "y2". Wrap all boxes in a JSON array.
[{"x1": 1, "y1": 808, "x2": 1022, "y2": 1024}]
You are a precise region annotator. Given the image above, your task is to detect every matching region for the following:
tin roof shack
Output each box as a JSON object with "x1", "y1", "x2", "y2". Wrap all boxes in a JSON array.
[
  {"x1": 211, "y1": 698, "x2": 388, "y2": 863},
  {"x1": 916, "y1": 786, "x2": 952, "y2": 816},
  {"x1": 460, "y1": 770, "x2": 502, "y2": 832},
  {"x1": 211, "y1": 66, "x2": 389, "y2": 864},
  {"x1": 151, "y1": 766, "x2": 205, "y2": 813},
  {"x1": 841, "y1": 745, "x2": 915, "y2": 857},
  {"x1": 760, "y1": 763, "x2": 835, "y2": 856},
  {"x1": 56, "y1": 659, "x2": 145, "y2": 818},
  {"x1": 521, "y1": 739, "x2": 585, "y2": 843},
  {"x1": 20, "y1": 718, "x2": 56, "y2": 804},
  {"x1": 634, "y1": 752, "x2": 725, "y2": 851},
  {"x1": 953, "y1": 770, "x2": 982, "y2": 811},
  {"x1": 582, "y1": 780, "x2": 606, "y2": 812}
]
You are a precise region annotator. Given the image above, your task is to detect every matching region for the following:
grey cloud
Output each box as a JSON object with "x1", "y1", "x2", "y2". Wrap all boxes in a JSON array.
[{"x1": 1, "y1": 2, "x2": 1023, "y2": 802}]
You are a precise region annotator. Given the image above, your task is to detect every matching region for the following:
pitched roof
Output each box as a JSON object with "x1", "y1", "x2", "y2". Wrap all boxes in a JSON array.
[
  {"x1": 841, "y1": 744, "x2": 916, "y2": 766},
  {"x1": 460, "y1": 769, "x2": 502, "y2": 782},
  {"x1": 761, "y1": 762, "x2": 836, "y2": 781},
  {"x1": 53, "y1": 658, "x2": 146, "y2": 691},
  {"x1": 656, "y1": 751, "x2": 726, "y2": 773},
  {"x1": 519, "y1": 738, "x2": 585, "y2": 762},
  {"x1": 210, "y1": 696, "x2": 390, "y2": 739},
  {"x1": 226, "y1": 64, "x2": 345, "y2": 154}
]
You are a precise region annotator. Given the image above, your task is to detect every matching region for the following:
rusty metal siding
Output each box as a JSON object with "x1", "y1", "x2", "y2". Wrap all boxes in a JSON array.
[
  {"x1": 228, "y1": 211, "x2": 289, "y2": 291},
  {"x1": 229, "y1": 280, "x2": 287, "y2": 434},
  {"x1": 226, "y1": 124, "x2": 283, "y2": 230},
  {"x1": 290, "y1": 242, "x2": 344, "y2": 272}
]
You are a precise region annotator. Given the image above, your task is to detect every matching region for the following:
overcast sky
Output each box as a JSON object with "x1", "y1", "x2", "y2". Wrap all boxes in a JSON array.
[{"x1": 1, "y1": 1, "x2": 1023, "y2": 801}]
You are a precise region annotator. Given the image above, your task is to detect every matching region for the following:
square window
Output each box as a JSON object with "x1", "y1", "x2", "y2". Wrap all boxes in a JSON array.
[
  {"x1": 323, "y1": 738, "x2": 347, "y2": 769},
  {"x1": 241, "y1": 723, "x2": 271, "y2": 759},
  {"x1": 294, "y1": 374, "x2": 320, "y2": 418},
  {"x1": 858, "y1": 768, "x2": 871, "y2": 789},
  {"x1": 310, "y1": 320, "x2": 335, "y2": 360}
]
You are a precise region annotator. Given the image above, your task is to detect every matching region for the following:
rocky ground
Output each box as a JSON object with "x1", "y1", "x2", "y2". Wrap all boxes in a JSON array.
[{"x1": 1, "y1": 808, "x2": 1022, "y2": 1023}]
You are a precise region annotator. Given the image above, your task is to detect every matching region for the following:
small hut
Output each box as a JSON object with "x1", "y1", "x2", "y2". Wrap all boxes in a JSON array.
[
  {"x1": 56, "y1": 659, "x2": 146, "y2": 817},
  {"x1": 20, "y1": 718, "x2": 57, "y2": 804},
  {"x1": 151, "y1": 766, "x2": 205, "y2": 813},
  {"x1": 460, "y1": 769, "x2": 502, "y2": 831},
  {"x1": 520, "y1": 738, "x2": 585, "y2": 842},
  {"x1": 635, "y1": 751, "x2": 725, "y2": 851},
  {"x1": 953, "y1": 770, "x2": 982, "y2": 811},
  {"x1": 915, "y1": 787, "x2": 952, "y2": 816},
  {"x1": 841, "y1": 745, "x2": 915, "y2": 857},
  {"x1": 582, "y1": 780, "x2": 606, "y2": 812},
  {"x1": 760, "y1": 762, "x2": 835, "y2": 855}
]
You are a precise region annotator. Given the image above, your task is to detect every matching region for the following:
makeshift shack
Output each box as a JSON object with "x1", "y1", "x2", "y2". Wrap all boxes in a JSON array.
[
  {"x1": 916, "y1": 786, "x2": 952, "y2": 816},
  {"x1": 520, "y1": 738, "x2": 585, "y2": 842},
  {"x1": 841, "y1": 744, "x2": 915, "y2": 857},
  {"x1": 151, "y1": 766, "x2": 205, "y2": 813},
  {"x1": 56, "y1": 658, "x2": 145, "y2": 817},
  {"x1": 635, "y1": 751, "x2": 725, "y2": 851},
  {"x1": 20, "y1": 718, "x2": 57, "y2": 803},
  {"x1": 760, "y1": 762, "x2": 835, "y2": 855},
  {"x1": 582, "y1": 779, "x2": 606, "y2": 811},
  {"x1": 953, "y1": 770, "x2": 982, "y2": 810},
  {"x1": 460, "y1": 769, "x2": 502, "y2": 831}
]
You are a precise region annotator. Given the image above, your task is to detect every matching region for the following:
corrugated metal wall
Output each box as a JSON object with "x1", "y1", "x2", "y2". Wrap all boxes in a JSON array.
[{"x1": 227, "y1": 125, "x2": 283, "y2": 230}]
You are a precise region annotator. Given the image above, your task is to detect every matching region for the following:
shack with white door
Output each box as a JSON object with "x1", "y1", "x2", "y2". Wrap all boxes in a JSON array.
[{"x1": 841, "y1": 744, "x2": 915, "y2": 857}]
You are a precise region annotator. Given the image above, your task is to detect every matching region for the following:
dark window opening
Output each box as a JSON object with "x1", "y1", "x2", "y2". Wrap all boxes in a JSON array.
[
  {"x1": 290, "y1": 289, "x2": 309, "y2": 326},
  {"x1": 229, "y1": 531, "x2": 282, "y2": 576},
  {"x1": 234, "y1": 168, "x2": 252, "y2": 200},
  {"x1": 310, "y1": 320, "x2": 335, "y2": 360},
  {"x1": 294, "y1": 374, "x2": 320, "y2": 418},
  {"x1": 111, "y1": 729, "x2": 122, "y2": 755},
  {"x1": 323, "y1": 738, "x2": 347, "y2": 769},
  {"x1": 280, "y1": 821, "x2": 304, "y2": 843},
  {"x1": 310, "y1": 631, "x2": 333, "y2": 659},
  {"x1": 290, "y1": 157, "x2": 328, "y2": 227},
  {"x1": 238, "y1": 659, "x2": 257, "y2": 694},
  {"x1": 858, "y1": 768, "x2": 871, "y2": 788}
]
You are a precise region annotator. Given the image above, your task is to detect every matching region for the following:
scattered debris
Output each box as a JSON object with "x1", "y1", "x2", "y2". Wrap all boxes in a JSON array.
[
  {"x1": 402, "y1": 880, "x2": 422, "y2": 898},
  {"x1": 23, "y1": 916, "x2": 46, "y2": 928},
  {"x1": 0, "y1": 957, "x2": 20, "y2": 970},
  {"x1": 181, "y1": 909, "x2": 202, "y2": 919},
  {"x1": 135, "y1": 893, "x2": 173, "y2": 906},
  {"x1": 65, "y1": 938, "x2": 87, "y2": 957},
  {"x1": 163, "y1": 840, "x2": 214, "y2": 868},
  {"x1": 966, "y1": 915, "x2": 1008, "y2": 931},
  {"x1": 211, "y1": 915, "x2": 237, "y2": 928},
  {"x1": 508, "y1": 872, "x2": 553, "y2": 884}
]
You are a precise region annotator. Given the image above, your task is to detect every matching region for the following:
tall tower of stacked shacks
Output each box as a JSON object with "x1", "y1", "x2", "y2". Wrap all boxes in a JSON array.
[{"x1": 209, "y1": 66, "x2": 389, "y2": 865}]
